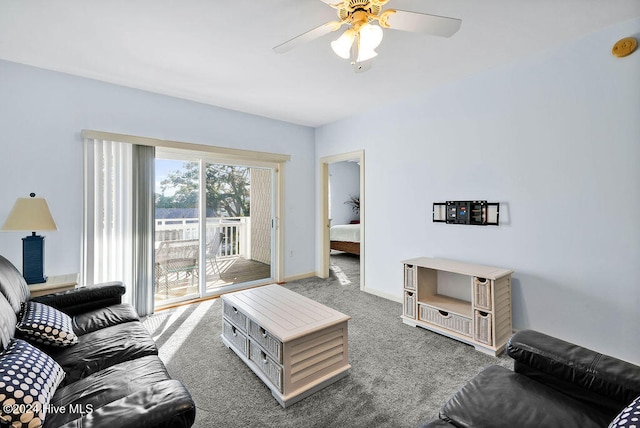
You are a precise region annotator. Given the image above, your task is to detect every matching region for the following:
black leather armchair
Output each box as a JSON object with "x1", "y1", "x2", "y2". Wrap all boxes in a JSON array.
[{"x1": 423, "y1": 330, "x2": 640, "y2": 428}]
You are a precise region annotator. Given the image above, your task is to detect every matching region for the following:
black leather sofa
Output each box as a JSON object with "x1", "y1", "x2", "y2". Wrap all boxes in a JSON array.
[
  {"x1": 0, "y1": 255, "x2": 196, "y2": 428},
  {"x1": 423, "y1": 330, "x2": 640, "y2": 428}
]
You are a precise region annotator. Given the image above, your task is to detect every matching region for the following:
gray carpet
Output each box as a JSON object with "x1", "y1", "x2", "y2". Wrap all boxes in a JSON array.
[{"x1": 144, "y1": 253, "x2": 513, "y2": 428}]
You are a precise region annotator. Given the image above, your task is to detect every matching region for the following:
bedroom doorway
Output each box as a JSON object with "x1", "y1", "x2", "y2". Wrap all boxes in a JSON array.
[{"x1": 320, "y1": 150, "x2": 364, "y2": 290}]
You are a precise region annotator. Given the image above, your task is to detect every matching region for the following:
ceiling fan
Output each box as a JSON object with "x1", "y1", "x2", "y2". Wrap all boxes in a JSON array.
[{"x1": 273, "y1": 0, "x2": 462, "y2": 70}]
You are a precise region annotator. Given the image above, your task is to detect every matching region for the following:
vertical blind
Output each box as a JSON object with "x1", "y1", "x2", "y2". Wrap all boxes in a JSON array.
[
  {"x1": 132, "y1": 144, "x2": 155, "y2": 316},
  {"x1": 83, "y1": 139, "x2": 154, "y2": 316}
]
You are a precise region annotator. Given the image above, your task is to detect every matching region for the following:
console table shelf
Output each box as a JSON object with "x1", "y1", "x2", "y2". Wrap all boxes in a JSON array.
[
  {"x1": 421, "y1": 294, "x2": 472, "y2": 318},
  {"x1": 402, "y1": 257, "x2": 513, "y2": 356}
]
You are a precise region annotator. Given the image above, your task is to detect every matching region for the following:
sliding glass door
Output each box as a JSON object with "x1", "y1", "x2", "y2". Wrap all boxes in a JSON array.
[
  {"x1": 203, "y1": 163, "x2": 273, "y2": 293},
  {"x1": 154, "y1": 159, "x2": 200, "y2": 305},
  {"x1": 154, "y1": 153, "x2": 274, "y2": 308}
]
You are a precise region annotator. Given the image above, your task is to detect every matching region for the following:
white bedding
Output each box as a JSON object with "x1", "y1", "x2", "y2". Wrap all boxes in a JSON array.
[{"x1": 330, "y1": 224, "x2": 360, "y2": 242}]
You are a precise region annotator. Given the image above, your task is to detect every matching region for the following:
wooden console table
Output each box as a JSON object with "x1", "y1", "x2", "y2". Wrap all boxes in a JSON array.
[
  {"x1": 402, "y1": 258, "x2": 513, "y2": 355},
  {"x1": 221, "y1": 284, "x2": 351, "y2": 407}
]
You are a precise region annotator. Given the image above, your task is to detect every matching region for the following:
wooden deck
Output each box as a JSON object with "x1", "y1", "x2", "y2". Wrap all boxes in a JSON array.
[{"x1": 154, "y1": 255, "x2": 271, "y2": 303}]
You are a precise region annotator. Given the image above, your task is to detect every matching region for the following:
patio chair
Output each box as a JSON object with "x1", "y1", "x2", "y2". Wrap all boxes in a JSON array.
[
  {"x1": 206, "y1": 232, "x2": 225, "y2": 275},
  {"x1": 155, "y1": 239, "x2": 199, "y2": 297}
]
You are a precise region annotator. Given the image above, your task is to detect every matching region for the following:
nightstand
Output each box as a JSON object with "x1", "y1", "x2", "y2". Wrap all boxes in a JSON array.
[{"x1": 29, "y1": 273, "x2": 79, "y2": 297}]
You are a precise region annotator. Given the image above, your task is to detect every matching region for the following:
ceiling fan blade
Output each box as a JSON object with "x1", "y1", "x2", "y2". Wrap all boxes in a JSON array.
[
  {"x1": 273, "y1": 21, "x2": 342, "y2": 54},
  {"x1": 384, "y1": 10, "x2": 461, "y2": 37}
]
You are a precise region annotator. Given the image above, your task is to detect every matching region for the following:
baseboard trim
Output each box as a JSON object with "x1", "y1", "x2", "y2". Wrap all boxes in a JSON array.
[
  {"x1": 362, "y1": 286, "x2": 402, "y2": 304},
  {"x1": 284, "y1": 271, "x2": 317, "y2": 283},
  {"x1": 285, "y1": 272, "x2": 402, "y2": 305}
]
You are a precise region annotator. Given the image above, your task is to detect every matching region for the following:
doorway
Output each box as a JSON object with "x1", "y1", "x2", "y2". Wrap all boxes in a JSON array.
[
  {"x1": 154, "y1": 152, "x2": 277, "y2": 308},
  {"x1": 320, "y1": 150, "x2": 364, "y2": 290}
]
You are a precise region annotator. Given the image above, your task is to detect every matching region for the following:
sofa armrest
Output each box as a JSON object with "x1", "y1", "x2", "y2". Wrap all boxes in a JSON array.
[
  {"x1": 55, "y1": 380, "x2": 196, "y2": 428},
  {"x1": 30, "y1": 282, "x2": 126, "y2": 316},
  {"x1": 507, "y1": 330, "x2": 640, "y2": 414}
]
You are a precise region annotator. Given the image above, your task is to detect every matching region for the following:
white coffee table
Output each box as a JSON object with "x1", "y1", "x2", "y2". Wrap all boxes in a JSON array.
[{"x1": 221, "y1": 284, "x2": 351, "y2": 407}]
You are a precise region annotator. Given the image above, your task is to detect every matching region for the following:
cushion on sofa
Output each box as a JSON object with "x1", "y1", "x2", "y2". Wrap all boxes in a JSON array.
[
  {"x1": 0, "y1": 338, "x2": 65, "y2": 428},
  {"x1": 609, "y1": 395, "x2": 640, "y2": 428},
  {"x1": 72, "y1": 303, "x2": 140, "y2": 335},
  {"x1": 0, "y1": 255, "x2": 30, "y2": 314},
  {"x1": 50, "y1": 321, "x2": 158, "y2": 385},
  {"x1": 440, "y1": 365, "x2": 612, "y2": 428},
  {"x1": 16, "y1": 301, "x2": 79, "y2": 347},
  {"x1": 46, "y1": 355, "x2": 171, "y2": 427},
  {"x1": 53, "y1": 380, "x2": 196, "y2": 428},
  {"x1": 0, "y1": 294, "x2": 17, "y2": 350}
]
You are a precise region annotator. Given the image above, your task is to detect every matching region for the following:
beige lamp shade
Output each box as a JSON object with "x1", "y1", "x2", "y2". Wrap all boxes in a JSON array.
[{"x1": 1, "y1": 197, "x2": 58, "y2": 232}]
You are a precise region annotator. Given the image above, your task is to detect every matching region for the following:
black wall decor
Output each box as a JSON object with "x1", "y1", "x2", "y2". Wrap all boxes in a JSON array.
[{"x1": 433, "y1": 201, "x2": 500, "y2": 226}]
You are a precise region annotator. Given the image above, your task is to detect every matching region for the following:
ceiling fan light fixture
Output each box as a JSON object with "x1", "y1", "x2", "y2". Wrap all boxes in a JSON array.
[
  {"x1": 356, "y1": 47, "x2": 377, "y2": 62},
  {"x1": 331, "y1": 28, "x2": 356, "y2": 59},
  {"x1": 358, "y1": 22, "x2": 384, "y2": 51}
]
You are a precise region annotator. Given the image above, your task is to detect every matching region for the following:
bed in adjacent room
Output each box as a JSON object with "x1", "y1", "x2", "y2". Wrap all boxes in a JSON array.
[{"x1": 330, "y1": 223, "x2": 360, "y2": 255}]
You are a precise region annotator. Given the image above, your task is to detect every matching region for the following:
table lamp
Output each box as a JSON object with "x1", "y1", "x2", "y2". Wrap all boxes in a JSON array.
[{"x1": 1, "y1": 193, "x2": 57, "y2": 284}]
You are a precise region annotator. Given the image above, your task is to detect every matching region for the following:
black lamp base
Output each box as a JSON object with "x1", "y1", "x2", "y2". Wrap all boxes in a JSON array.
[{"x1": 23, "y1": 234, "x2": 47, "y2": 284}]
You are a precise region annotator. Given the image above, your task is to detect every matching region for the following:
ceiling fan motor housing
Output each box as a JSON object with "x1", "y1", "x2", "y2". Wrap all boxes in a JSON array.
[{"x1": 336, "y1": 0, "x2": 387, "y2": 21}]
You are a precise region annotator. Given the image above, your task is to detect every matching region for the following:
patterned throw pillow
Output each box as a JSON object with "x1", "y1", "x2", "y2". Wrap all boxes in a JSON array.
[
  {"x1": 609, "y1": 396, "x2": 640, "y2": 428},
  {"x1": 0, "y1": 338, "x2": 65, "y2": 428},
  {"x1": 16, "y1": 301, "x2": 78, "y2": 347}
]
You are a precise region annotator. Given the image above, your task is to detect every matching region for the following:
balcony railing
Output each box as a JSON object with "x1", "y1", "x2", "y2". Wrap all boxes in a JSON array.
[
  {"x1": 153, "y1": 216, "x2": 273, "y2": 304},
  {"x1": 155, "y1": 217, "x2": 248, "y2": 257}
]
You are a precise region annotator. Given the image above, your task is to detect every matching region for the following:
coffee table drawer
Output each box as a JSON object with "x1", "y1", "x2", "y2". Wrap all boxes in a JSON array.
[
  {"x1": 249, "y1": 342, "x2": 282, "y2": 392},
  {"x1": 223, "y1": 301, "x2": 248, "y2": 331},
  {"x1": 248, "y1": 319, "x2": 283, "y2": 363},
  {"x1": 222, "y1": 319, "x2": 248, "y2": 355}
]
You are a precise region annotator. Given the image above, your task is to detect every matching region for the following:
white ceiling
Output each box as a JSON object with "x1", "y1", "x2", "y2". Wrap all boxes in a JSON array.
[{"x1": 1, "y1": 0, "x2": 639, "y2": 127}]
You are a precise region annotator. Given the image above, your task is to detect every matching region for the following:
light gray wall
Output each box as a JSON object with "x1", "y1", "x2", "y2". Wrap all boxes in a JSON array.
[
  {"x1": 316, "y1": 18, "x2": 640, "y2": 363},
  {"x1": 329, "y1": 161, "x2": 360, "y2": 225},
  {"x1": 0, "y1": 60, "x2": 316, "y2": 280}
]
